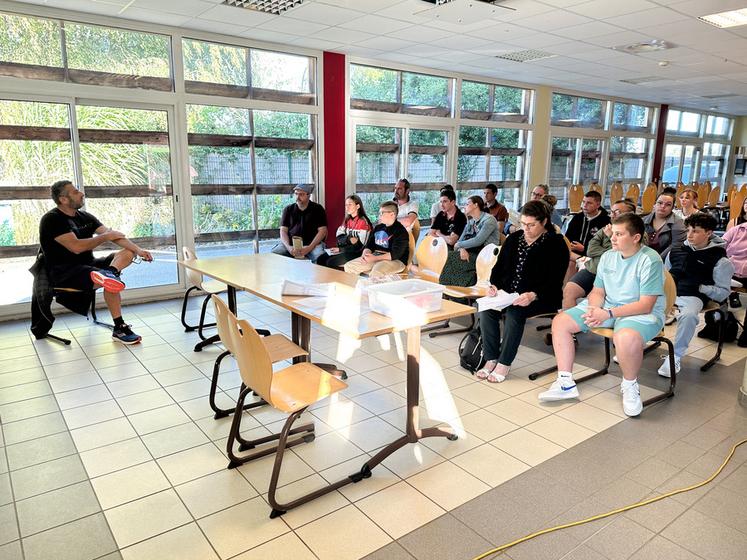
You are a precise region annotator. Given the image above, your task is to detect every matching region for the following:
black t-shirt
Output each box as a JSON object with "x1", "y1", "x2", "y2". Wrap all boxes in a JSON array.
[
  {"x1": 432, "y1": 209, "x2": 467, "y2": 239},
  {"x1": 365, "y1": 221, "x2": 410, "y2": 264},
  {"x1": 39, "y1": 208, "x2": 102, "y2": 267},
  {"x1": 280, "y1": 201, "x2": 327, "y2": 245}
]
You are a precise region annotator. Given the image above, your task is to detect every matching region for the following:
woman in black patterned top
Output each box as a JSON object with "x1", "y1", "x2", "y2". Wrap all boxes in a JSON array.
[{"x1": 476, "y1": 201, "x2": 569, "y2": 382}]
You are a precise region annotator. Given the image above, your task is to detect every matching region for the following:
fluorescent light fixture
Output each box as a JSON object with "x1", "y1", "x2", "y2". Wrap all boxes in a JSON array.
[
  {"x1": 221, "y1": 0, "x2": 304, "y2": 16},
  {"x1": 699, "y1": 8, "x2": 747, "y2": 28}
]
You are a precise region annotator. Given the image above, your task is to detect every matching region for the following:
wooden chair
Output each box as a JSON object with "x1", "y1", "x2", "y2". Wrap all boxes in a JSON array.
[
  {"x1": 610, "y1": 182, "x2": 623, "y2": 205},
  {"x1": 707, "y1": 186, "x2": 720, "y2": 206},
  {"x1": 208, "y1": 293, "x2": 308, "y2": 419},
  {"x1": 406, "y1": 230, "x2": 416, "y2": 268},
  {"x1": 580, "y1": 270, "x2": 678, "y2": 411},
  {"x1": 625, "y1": 183, "x2": 640, "y2": 207},
  {"x1": 589, "y1": 182, "x2": 603, "y2": 196},
  {"x1": 411, "y1": 219, "x2": 421, "y2": 244},
  {"x1": 428, "y1": 243, "x2": 500, "y2": 338},
  {"x1": 408, "y1": 235, "x2": 448, "y2": 282},
  {"x1": 180, "y1": 247, "x2": 227, "y2": 339},
  {"x1": 641, "y1": 183, "x2": 657, "y2": 214},
  {"x1": 726, "y1": 184, "x2": 737, "y2": 207},
  {"x1": 214, "y1": 296, "x2": 347, "y2": 518},
  {"x1": 697, "y1": 184, "x2": 710, "y2": 207},
  {"x1": 730, "y1": 188, "x2": 747, "y2": 226},
  {"x1": 568, "y1": 184, "x2": 584, "y2": 213}
]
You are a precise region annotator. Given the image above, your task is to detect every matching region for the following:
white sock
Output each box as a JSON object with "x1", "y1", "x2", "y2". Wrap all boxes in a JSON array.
[
  {"x1": 558, "y1": 371, "x2": 574, "y2": 384},
  {"x1": 621, "y1": 378, "x2": 638, "y2": 389}
]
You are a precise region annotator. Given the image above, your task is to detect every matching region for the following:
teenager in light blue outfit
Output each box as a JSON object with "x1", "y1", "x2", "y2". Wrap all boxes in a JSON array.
[{"x1": 539, "y1": 213, "x2": 665, "y2": 417}]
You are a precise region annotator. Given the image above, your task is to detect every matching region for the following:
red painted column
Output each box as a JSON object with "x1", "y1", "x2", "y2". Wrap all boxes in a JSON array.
[
  {"x1": 652, "y1": 104, "x2": 669, "y2": 187},
  {"x1": 322, "y1": 51, "x2": 346, "y2": 246}
]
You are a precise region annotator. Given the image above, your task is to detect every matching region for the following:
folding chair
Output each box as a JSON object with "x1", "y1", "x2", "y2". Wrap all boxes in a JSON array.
[{"x1": 213, "y1": 296, "x2": 347, "y2": 518}]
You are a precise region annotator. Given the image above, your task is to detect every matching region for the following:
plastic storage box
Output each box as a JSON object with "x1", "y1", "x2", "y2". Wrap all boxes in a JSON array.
[{"x1": 367, "y1": 279, "x2": 444, "y2": 318}]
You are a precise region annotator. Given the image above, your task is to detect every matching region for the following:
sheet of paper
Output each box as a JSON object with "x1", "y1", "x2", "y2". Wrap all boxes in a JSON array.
[
  {"x1": 476, "y1": 290, "x2": 519, "y2": 312},
  {"x1": 281, "y1": 280, "x2": 336, "y2": 297}
]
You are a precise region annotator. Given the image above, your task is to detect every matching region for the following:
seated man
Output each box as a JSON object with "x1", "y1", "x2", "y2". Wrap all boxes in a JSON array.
[
  {"x1": 429, "y1": 188, "x2": 466, "y2": 248},
  {"x1": 430, "y1": 184, "x2": 454, "y2": 225},
  {"x1": 661, "y1": 212, "x2": 733, "y2": 376},
  {"x1": 344, "y1": 201, "x2": 409, "y2": 277},
  {"x1": 272, "y1": 184, "x2": 327, "y2": 263},
  {"x1": 39, "y1": 180, "x2": 153, "y2": 344},
  {"x1": 483, "y1": 183, "x2": 508, "y2": 233},
  {"x1": 393, "y1": 178, "x2": 419, "y2": 231},
  {"x1": 539, "y1": 213, "x2": 666, "y2": 417}
]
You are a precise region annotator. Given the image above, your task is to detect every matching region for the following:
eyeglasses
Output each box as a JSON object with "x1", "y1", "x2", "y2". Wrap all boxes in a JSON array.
[
  {"x1": 610, "y1": 209, "x2": 622, "y2": 215},
  {"x1": 379, "y1": 210, "x2": 395, "y2": 215},
  {"x1": 520, "y1": 221, "x2": 540, "y2": 228}
]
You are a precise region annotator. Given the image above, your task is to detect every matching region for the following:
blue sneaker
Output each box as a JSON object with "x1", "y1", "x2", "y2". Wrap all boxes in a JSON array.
[
  {"x1": 91, "y1": 269, "x2": 125, "y2": 293},
  {"x1": 112, "y1": 324, "x2": 141, "y2": 345}
]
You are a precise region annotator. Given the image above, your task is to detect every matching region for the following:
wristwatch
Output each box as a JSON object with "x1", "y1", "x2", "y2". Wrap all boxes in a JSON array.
[{"x1": 606, "y1": 308, "x2": 614, "y2": 319}]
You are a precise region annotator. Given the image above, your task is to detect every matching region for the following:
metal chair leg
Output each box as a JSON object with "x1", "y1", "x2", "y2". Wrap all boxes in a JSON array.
[
  {"x1": 197, "y1": 295, "x2": 218, "y2": 340},
  {"x1": 701, "y1": 308, "x2": 725, "y2": 372},
  {"x1": 180, "y1": 286, "x2": 200, "y2": 331},
  {"x1": 644, "y1": 335, "x2": 676, "y2": 407},
  {"x1": 89, "y1": 292, "x2": 113, "y2": 330},
  {"x1": 575, "y1": 336, "x2": 611, "y2": 384},
  {"x1": 209, "y1": 350, "x2": 266, "y2": 419},
  {"x1": 38, "y1": 333, "x2": 72, "y2": 345}
]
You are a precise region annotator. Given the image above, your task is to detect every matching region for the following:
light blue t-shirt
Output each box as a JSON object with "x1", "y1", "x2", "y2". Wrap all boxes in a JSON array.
[{"x1": 593, "y1": 245, "x2": 666, "y2": 323}]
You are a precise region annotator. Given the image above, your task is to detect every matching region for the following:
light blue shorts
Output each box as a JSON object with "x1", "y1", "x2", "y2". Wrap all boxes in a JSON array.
[{"x1": 564, "y1": 299, "x2": 664, "y2": 343}]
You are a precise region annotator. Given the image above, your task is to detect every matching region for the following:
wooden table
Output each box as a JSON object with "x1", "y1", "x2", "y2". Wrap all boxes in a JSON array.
[{"x1": 179, "y1": 254, "x2": 475, "y2": 488}]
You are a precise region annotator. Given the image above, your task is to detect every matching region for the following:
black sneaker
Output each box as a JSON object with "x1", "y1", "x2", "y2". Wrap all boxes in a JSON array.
[
  {"x1": 112, "y1": 324, "x2": 142, "y2": 345},
  {"x1": 729, "y1": 292, "x2": 742, "y2": 309}
]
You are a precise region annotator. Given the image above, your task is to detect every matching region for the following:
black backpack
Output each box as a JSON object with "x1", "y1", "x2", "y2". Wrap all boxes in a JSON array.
[
  {"x1": 698, "y1": 310, "x2": 739, "y2": 343},
  {"x1": 459, "y1": 327, "x2": 486, "y2": 373}
]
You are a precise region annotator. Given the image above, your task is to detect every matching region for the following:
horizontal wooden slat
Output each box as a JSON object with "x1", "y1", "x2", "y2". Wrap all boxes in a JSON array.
[
  {"x1": 78, "y1": 129, "x2": 169, "y2": 145},
  {"x1": 0, "y1": 125, "x2": 70, "y2": 142},
  {"x1": 68, "y1": 69, "x2": 172, "y2": 92},
  {"x1": 460, "y1": 111, "x2": 529, "y2": 124},
  {"x1": 356, "y1": 142, "x2": 400, "y2": 154},
  {"x1": 351, "y1": 98, "x2": 401, "y2": 112},
  {"x1": 191, "y1": 184, "x2": 254, "y2": 196},
  {"x1": 187, "y1": 133, "x2": 251, "y2": 147},
  {"x1": 254, "y1": 137, "x2": 314, "y2": 150},
  {"x1": 251, "y1": 87, "x2": 316, "y2": 106},
  {"x1": 0, "y1": 185, "x2": 173, "y2": 200},
  {"x1": 185, "y1": 80, "x2": 250, "y2": 98},
  {"x1": 458, "y1": 147, "x2": 525, "y2": 156},
  {"x1": 0, "y1": 61, "x2": 65, "y2": 81},
  {"x1": 409, "y1": 145, "x2": 448, "y2": 156},
  {"x1": 402, "y1": 106, "x2": 451, "y2": 118},
  {"x1": 184, "y1": 81, "x2": 316, "y2": 104},
  {"x1": 456, "y1": 181, "x2": 522, "y2": 190},
  {"x1": 355, "y1": 183, "x2": 449, "y2": 194}
]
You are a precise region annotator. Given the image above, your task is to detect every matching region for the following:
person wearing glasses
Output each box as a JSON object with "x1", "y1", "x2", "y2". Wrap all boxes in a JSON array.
[
  {"x1": 344, "y1": 201, "x2": 409, "y2": 277},
  {"x1": 475, "y1": 201, "x2": 569, "y2": 383},
  {"x1": 562, "y1": 199, "x2": 638, "y2": 309},
  {"x1": 439, "y1": 195, "x2": 500, "y2": 287},
  {"x1": 642, "y1": 191, "x2": 686, "y2": 260},
  {"x1": 530, "y1": 184, "x2": 548, "y2": 201}
]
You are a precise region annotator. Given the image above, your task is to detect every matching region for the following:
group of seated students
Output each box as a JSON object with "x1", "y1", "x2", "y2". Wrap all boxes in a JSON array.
[{"x1": 40, "y1": 177, "x2": 745, "y2": 419}]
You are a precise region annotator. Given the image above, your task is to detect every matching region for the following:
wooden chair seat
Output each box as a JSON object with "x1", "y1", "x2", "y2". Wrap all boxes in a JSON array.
[
  {"x1": 443, "y1": 285, "x2": 489, "y2": 299},
  {"x1": 263, "y1": 334, "x2": 308, "y2": 363},
  {"x1": 270, "y1": 362, "x2": 348, "y2": 413}
]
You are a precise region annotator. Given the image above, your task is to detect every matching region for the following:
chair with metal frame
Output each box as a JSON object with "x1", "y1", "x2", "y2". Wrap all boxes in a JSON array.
[
  {"x1": 213, "y1": 295, "x2": 347, "y2": 518},
  {"x1": 180, "y1": 246, "x2": 227, "y2": 339},
  {"x1": 407, "y1": 234, "x2": 448, "y2": 282}
]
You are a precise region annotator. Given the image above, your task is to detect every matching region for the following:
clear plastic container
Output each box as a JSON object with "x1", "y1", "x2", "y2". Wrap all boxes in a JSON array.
[{"x1": 367, "y1": 279, "x2": 444, "y2": 318}]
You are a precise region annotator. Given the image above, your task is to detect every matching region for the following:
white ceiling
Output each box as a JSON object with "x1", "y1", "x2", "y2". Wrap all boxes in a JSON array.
[{"x1": 10, "y1": 0, "x2": 747, "y2": 115}]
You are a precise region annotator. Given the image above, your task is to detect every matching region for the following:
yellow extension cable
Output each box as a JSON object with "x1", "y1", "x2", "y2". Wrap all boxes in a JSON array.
[{"x1": 472, "y1": 438, "x2": 747, "y2": 560}]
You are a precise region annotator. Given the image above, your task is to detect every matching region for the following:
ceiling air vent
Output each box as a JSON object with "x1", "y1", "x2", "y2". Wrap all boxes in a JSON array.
[
  {"x1": 613, "y1": 39, "x2": 674, "y2": 54},
  {"x1": 619, "y1": 76, "x2": 667, "y2": 85},
  {"x1": 701, "y1": 93, "x2": 741, "y2": 99},
  {"x1": 496, "y1": 50, "x2": 556, "y2": 63},
  {"x1": 221, "y1": 0, "x2": 304, "y2": 16}
]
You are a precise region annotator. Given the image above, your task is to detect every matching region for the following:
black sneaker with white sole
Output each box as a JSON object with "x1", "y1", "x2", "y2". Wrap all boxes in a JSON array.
[{"x1": 112, "y1": 324, "x2": 142, "y2": 345}]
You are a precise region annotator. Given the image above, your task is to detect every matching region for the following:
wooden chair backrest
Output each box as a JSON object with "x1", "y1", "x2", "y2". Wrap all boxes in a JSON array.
[
  {"x1": 663, "y1": 269, "x2": 676, "y2": 317},
  {"x1": 641, "y1": 183, "x2": 657, "y2": 213},
  {"x1": 707, "y1": 186, "x2": 720, "y2": 206},
  {"x1": 731, "y1": 189, "x2": 747, "y2": 225},
  {"x1": 182, "y1": 247, "x2": 204, "y2": 289},
  {"x1": 727, "y1": 184, "x2": 737, "y2": 206},
  {"x1": 415, "y1": 235, "x2": 448, "y2": 277},
  {"x1": 475, "y1": 243, "x2": 500, "y2": 285},
  {"x1": 610, "y1": 182, "x2": 623, "y2": 205},
  {"x1": 697, "y1": 184, "x2": 710, "y2": 207},
  {"x1": 625, "y1": 183, "x2": 640, "y2": 205},
  {"x1": 212, "y1": 295, "x2": 274, "y2": 403},
  {"x1": 406, "y1": 231, "x2": 416, "y2": 267},
  {"x1": 411, "y1": 220, "x2": 421, "y2": 244},
  {"x1": 568, "y1": 184, "x2": 584, "y2": 213},
  {"x1": 589, "y1": 183, "x2": 603, "y2": 196}
]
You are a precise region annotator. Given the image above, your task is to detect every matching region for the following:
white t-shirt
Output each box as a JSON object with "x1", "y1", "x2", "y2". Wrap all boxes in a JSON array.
[{"x1": 397, "y1": 199, "x2": 419, "y2": 220}]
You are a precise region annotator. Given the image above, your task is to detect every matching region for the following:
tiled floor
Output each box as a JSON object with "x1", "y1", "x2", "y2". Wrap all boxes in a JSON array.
[{"x1": 0, "y1": 292, "x2": 745, "y2": 560}]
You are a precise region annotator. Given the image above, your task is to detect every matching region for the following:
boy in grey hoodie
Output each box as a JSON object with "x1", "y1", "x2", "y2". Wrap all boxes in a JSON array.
[{"x1": 662, "y1": 212, "x2": 733, "y2": 377}]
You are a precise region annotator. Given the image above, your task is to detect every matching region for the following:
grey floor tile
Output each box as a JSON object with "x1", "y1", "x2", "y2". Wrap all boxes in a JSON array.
[
  {"x1": 622, "y1": 492, "x2": 689, "y2": 534},
  {"x1": 16, "y1": 481, "x2": 102, "y2": 537},
  {"x1": 504, "y1": 527, "x2": 580, "y2": 560},
  {"x1": 0, "y1": 395, "x2": 59, "y2": 423},
  {"x1": 0, "y1": 504, "x2": 19, "y2": 546},
  {"x1": 5, "y1": 432, "x2": 77, "y2": 471},
  {"x1": 656, "y1": 440, "x2": 708, "y2": 469},
  {"x1": 0, "y1": 380, "x2": 52, "y2": 406},
  {"x1": 0, "y1": 449, "x2": 5, "y2": 475},
  {"x1": 717, "y1": 463, "x2": 747, "y2": 498},
  {"x1": 2, "y1": 412, "x2": 68, "y2": 446},
  {"x1": 691, "y1": 484, "x2": 747, "y2": 534},
  {"x1": 22, "y1": 513, "x2": 117, "y2": 560},
  {"x1": 0, "y1": 541, "x2": 23, "y2": 560},
  {"x1": 585, "y1": 517, "x2": 655, "y2": 560},
  {"x1": 398, "y1": 514, "x2": 492, "y2": 560},
  {"x1": 629, "y1": 535, "x2": 703, "y2": 560},
  {"x1": 661, "y1": 509, "x2": 747, "y2": 560},
  {"x1": 623, "y1": 457, "x2": 682, "y2": 490},
  {"x1": 560, "y1": 545, "x2": 608, "y2": 560},
  {"x1": 361, "y1": 541, "x2": 415, "y2": 560},
  {"x1": 0, "y1": 475, "x2": 10, "y2": 507},
  {"x1": 10, "y1": 454, "x2": 88, "y2": 501}
]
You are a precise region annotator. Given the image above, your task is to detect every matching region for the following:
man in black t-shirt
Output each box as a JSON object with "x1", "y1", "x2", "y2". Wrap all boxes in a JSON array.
[
  {"x1": 38, "y1": 180, "x2": 153, "y2": 344},
  {"x1": 429, "y1": 189, "x2": 466, "y2": 248},
  {"x1": 344, "y1": 201, "x2": 409, "y2": 277},
  {"x1": 272, "y1": 184, "x2": 328, "y2": 263}
]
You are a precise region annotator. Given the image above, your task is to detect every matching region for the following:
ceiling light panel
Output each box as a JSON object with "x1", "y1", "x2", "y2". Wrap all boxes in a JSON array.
[
  {"x1": 699, "y1": 9, "x2": 747, "y2": 28},
  {"x1": 222, "y1": 0, "x2": 304, "y2": 16}
]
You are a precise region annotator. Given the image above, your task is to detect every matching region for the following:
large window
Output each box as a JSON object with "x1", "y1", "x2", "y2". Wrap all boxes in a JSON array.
[
  {"x1": 608, "y1": 137, "x2": 650, "y2": 186},
  {"x1": 355, "y1": 125, "x2": 403, "y2": 217},
  {"x1": 700, "y1": 142, "x2": 728, "y2": 184},
  {"x1": 0, "y1": 99, "x2": 73, "y2": 305},
  {"x1": 183, "y1": 38, "x2": 315, "y2": 104},
  {"x1": 551, "y1": 93, "x2": 604, "y2": 129},
  {"x1": 350, "y1": 64, "x2": 453, "y2": 117},
  {"x1": 666, "y1": 109, "x2": 701, "y2": 136},
  {"x1": 0, "y1": 13, "x2": 172, "y2": 91},
  {"x1": 549, "y1": 136, "x2": 606, "y2": 208},
  {"x1": 611, "y1": 102, "x2": 653, "y2": 133},
  {"x1": 460, "y1": 80, "x2": 531, "y2": 123}
]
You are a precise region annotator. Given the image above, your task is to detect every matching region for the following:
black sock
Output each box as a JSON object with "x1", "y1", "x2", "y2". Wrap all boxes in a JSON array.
[
  {"x1": 113, "y1": 316, "x2": 125, "y2": 328},
  {"x1": 107, "y1": 265, "x2": 120, "y2": 276}
]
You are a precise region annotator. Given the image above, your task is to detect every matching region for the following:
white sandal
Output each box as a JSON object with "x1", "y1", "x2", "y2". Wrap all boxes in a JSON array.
[
  {"x1": 476, "y1": 360, "x2": 497, "y2": 379},
  {"x1": 486, "y1": 363, "x2": 510, "y2": 383}
]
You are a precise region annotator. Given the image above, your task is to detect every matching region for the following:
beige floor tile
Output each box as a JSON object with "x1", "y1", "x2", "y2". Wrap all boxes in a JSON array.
[
  {"x1": 232, "y1": 532, "x2": 316, "y2": 560},
  {"x1": 107, "y1": 375, "x2": 161, "y2": 398},
  {"x1": 420, "y1": 428, "x2": 484, "y2": 459},
  {"x1": 92, "y1": 461, "x2": 171, "y2": 509},
  {"x1": 293, "y1": 431, "x2": 364, "y2": 472},
  {"x1": 459, "y1": 408, "x2": 520, "y2": 441},
  {"x1": 310, "y1": 400, "x2": 374, "y2": 430},
  {"x1": 116, "y1": 388, "x2": 175, "y2": 415},
  {"x1": 357, "y1": 481, "x2": 444, "y2": 539},
  {"x1": 450, "y1": 382, "x2": 510, "y2": 408},
  {"x1": 47, "y1": 371, "x2": 102, "y2": 393},
  {"x1": 407, "y1": 461, "x2": 490, "y2": 510},
  {"x1": 70, "y1": 417, "x2": 137, "y2": 452},
  {"x1": 362, "y1": 365, "x2": 406, "y2": 387},
  {"x1": 319, "y1": 455, "x2": 400, "y2": 502},
  {"x1": 452, "y1": 443, "x2": 531, "y2": 487},
  {"x1": 157, "y1": 443, "x2": 227, "y2": 485},
  {"x1": 295, "y1": 505, "x2": 391, "y2": 560},
  {"x1": 339, "y1": 417, "x2": 404, "y2": 452},
  {"x1": 492, "y1": 428, "x2": 566, "y2": 466},
  {"x1": 381, "y1": 442, "x2": 446, "y2": 479},
  {"x1": 485, "y1": 398, "x2": 551, "y2": 426},
  {"x1": 421, "y1": 393, "x2": 479, "y2": 423},
  {"x1": 128, "y1": 404, "x2": 191, "y2": 436},
  {"x1": 271, "y1": 473, "x2": 350, "y2": 529},
  {"x1": 121, "y1": 523, "x2": 219, "y2": 560},
  {"x1": 351, "y1": 388, "x2": 407, "y2": 415},
  {"x1": 238, "y1": 448, "x2": 315, "y2": 492},
  {"x1": 79, "y1": 437, "x2": 152, "y2": 478},
  {"x1": 62, "y1": 400, "x2": 123, "y2": 430},
  {"x1": 525, "y1": 415, "x2": 596, "y2": 449},
  {"x1": 198, "y1": 496, "x2": 289, "y2": 559},
  {"x1": 141, "y1": 423, "x2": 211, "y2": 459},
  {"x1": 176, "y1": 468, "x2": 257, "y2": 519},
  {"x1": 584, "y1": 389, "x2": 627, "y2": 418},
  {"x1": 487, "y1": 377, "x2": 538, "y2": 396},
  {"x1": 151, "y1": 364, "x2": 205, "y2": 387},
  {"x1": 53, "y1": 384, "x2": 112, "y2": 411},
  {"x1": 105, "y1": 489, "x2": 193, "y2": 548},
  {"x1": 557, "y1": 402, "x2": 625, "y2": 433}
]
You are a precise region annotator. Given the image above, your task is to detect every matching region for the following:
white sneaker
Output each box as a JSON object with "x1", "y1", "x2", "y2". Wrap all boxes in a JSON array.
[
  {"x1": 538, "y1": 379, "x2": 579, "y2": 402},
  {"x1": 612, "y1": 355, "x2": 619, "y2": 364},
  {"x1": 657, "y1": 356, "x2": 681, "y2": 378},
  {"x1": 621, "y1": 382, "x2": 643, "y2": 417}
]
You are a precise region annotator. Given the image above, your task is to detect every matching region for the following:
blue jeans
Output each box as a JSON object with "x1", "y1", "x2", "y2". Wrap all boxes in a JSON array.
[
  {"x1": 272, "y1": 242, "x2": 326, "y2": 263},
  {"x1": 674, "y1": 296, "x2": 703, "y2": 359}
]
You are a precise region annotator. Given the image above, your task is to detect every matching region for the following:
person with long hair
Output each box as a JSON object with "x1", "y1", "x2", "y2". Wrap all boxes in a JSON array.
[
  {"x1": 642, "y1": 191, "x2": 686, "y2": 260},
  {"x1": 726, "y1": 195, "x2": 747, "y2": 231},
  {"x1": 439, "y1": 195, "x2": 499, "y2": 287},
  {"x1": 316, "y1": 194, "x2": 373, "y2": 269},
  {"x1": 540, "y1": 213, "x2": 666, "y2": 417},
  {"x1": 723, "y1": 196, "x2": 747, "y2": 309},
  {"x1": 475, "y1": 201, "x2": 569, "y2": 383},
  {"x1": 674, "y1": 188, "x2": 699, "y2": 220}
]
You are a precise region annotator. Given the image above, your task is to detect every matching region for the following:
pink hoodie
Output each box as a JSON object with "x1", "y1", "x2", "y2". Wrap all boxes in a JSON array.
[{"x1": 723, "y1": 222, "x2": 747, "y2": 277}]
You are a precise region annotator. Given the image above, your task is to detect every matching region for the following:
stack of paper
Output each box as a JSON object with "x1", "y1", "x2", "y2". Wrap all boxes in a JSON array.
[
  {"x1": 281, "y1": 280, "x2": 336, "y2": 297},
  {"x1": 476, "y1": 290, "x2": 519, "y2": 312}
]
